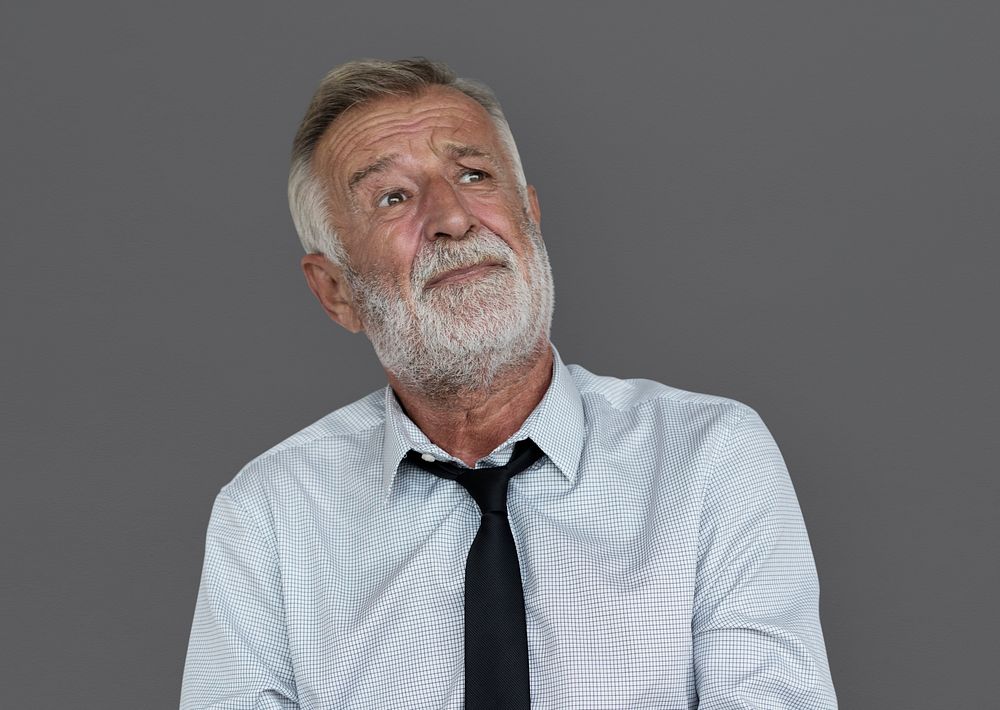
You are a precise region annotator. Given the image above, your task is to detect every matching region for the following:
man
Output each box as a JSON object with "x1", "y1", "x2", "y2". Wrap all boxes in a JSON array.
[{"x1": 181, "y1": 58, "x2": 837, "y2": 709}]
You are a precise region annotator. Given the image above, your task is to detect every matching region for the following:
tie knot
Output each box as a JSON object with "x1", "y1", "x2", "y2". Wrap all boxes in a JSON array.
[
  {"x1": 407, "y1": 439, "x2": 545, "y2": 515},
  {"x1": 457, "y1": 466, "x2": 518, "y2": 514}
]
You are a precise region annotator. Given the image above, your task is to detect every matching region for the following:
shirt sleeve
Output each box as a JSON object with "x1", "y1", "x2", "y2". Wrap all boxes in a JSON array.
[
  {"x1": 180, "y1": 488, "x2": 299, "y2": 709},
  {"x1": 692, "y1": 407, "x2": 837, "y2": 709}
]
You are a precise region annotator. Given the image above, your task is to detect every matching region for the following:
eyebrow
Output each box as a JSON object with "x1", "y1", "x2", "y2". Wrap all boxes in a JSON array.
[
  {"x1": 445, "y1": 143, "x2": 501, "y2": 170},
  {"x1": 348, "y1": 154, "x2": 398, "y2": 193},
  {"x1": 346, "y1": 144, "x2": 502, "y2": 194}
]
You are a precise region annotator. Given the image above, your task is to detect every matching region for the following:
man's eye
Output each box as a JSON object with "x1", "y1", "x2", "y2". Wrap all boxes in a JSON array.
[
  {"x1": 459, "y1": 170, "x2": 488, "y2": 183},
  {"x1": 377, "y1": 191, "x2": 407, "y2": 207}
]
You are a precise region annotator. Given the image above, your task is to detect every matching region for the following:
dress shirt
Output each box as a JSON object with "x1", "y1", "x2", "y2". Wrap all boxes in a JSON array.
[{"x1": 181, "y1": 346, "x2": 837, "y2": 709}]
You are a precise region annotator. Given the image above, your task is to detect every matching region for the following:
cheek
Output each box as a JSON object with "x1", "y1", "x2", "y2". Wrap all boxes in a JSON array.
[
  {"x1": 474, "y1": 201, "x2": 533, "y2": 256},
  {"x1": 463, "y1": 189, "x2": 506, "y2": 223},
  {"x1": 359, "y1": 223, "x2": 423, "y2": 286}
]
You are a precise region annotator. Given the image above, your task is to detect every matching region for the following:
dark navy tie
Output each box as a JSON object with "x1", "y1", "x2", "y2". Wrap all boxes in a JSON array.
[{"x1": 407, "y1": 438, "x2": 544, "y2": 709}]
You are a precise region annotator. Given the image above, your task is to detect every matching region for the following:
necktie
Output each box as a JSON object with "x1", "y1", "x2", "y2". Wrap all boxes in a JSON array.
[{"x1": 407, "y1": 438, "x2": 544, "y2": 709}]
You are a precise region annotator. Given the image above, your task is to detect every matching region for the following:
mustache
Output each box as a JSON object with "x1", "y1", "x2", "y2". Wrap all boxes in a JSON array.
[{"x1": 411, "y1": 230, "x2": 515, "y2": 290}]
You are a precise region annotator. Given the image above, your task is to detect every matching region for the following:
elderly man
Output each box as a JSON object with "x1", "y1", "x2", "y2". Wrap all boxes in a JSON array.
[{"x1": 181, "y1": 58, "x2": 837, "y2": 709}]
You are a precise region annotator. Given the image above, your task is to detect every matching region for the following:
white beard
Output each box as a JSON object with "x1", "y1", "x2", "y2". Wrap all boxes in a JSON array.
[{"x1": 345, "y1": 218, "x2": 555, "y2": 399}]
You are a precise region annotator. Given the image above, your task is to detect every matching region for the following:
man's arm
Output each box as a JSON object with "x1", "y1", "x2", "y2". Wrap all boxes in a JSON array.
[
  {"x1": 692, "y1": 407, "x2": 837, "y2": 709},
  {"x1": 180, "y1": 488, "x2": 299, "y2": 709}
]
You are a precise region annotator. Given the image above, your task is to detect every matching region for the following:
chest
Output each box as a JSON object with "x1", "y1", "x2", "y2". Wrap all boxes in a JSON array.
[{"x1": 276, "y1": 455, "x2": 704, "y2": 708}]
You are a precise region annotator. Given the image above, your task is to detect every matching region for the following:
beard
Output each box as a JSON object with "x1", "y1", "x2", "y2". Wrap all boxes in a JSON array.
[{"x1": 344, "y1": 217, "x2": 555, "y2": 400}]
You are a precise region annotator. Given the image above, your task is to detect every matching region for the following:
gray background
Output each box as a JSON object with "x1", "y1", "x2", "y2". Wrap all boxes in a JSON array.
[{"x1": 2, "y1": 2, "x2": 997, "y2": 708}]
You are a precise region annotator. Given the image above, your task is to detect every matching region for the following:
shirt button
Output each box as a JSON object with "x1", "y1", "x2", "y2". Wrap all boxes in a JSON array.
[{"x1": 421, "y1": 453, "x2": 436, "y2": 462}]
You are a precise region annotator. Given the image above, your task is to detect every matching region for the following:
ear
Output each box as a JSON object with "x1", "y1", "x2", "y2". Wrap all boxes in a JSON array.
[
  {"x1": 300, "y1": 253, "x2": 365, "y2": 333},
  {"x1": 526, "y1": 184, "x2": 541, "y2": 225}
]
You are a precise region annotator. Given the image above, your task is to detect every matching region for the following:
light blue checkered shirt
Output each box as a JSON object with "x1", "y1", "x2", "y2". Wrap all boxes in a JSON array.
[{"x1": 181, "y1": 347, "x2": 837, "y2": 708}]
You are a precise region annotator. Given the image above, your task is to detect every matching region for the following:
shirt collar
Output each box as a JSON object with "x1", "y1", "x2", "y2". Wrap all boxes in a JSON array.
[{"x1": 380, "y1": 344, "x2": 585, "y2": 497}]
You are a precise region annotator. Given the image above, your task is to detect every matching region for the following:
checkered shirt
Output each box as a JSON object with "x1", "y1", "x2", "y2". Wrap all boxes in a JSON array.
[{"x1": 181, "y1": 346, "x2": 837, "y2": 708}]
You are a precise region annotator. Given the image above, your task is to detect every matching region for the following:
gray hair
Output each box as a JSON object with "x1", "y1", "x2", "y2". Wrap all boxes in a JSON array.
[{"x1": 288, "y1": 57, "x2": 526, "y2": 266}]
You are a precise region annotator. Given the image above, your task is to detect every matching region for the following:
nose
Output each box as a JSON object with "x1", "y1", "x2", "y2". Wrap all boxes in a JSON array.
[{"x1": 422, "y1": 177, "x2": 478, "y2": 241}]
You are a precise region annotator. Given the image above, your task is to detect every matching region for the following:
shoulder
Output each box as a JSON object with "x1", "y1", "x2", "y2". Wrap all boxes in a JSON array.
[
  {"x1": 567, "y1": 361, "x2": 758, "y2": 432},
  {"x1": 219, "y1": 387, "x2": 387, "y2": 505},
  {"x1": 565, "y1": 361, "x2": 779, "y2": 480},
  {"x1": 566, "y1": 361, "x2": 789, "y2": 498}
]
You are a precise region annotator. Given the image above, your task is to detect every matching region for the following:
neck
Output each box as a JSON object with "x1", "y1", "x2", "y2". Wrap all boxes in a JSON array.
[{"x1": 388, "y1": 343, "x2": 554, "y2": 467}]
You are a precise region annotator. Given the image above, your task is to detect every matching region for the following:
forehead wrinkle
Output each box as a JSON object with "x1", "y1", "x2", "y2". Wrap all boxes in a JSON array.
[
  {"x1": 314, "y1": 86, "x2": 511, "y2": 215},
  {"x1": 342, "y1": 102, "x2": 478, "y2": 152},
  {"x1": 322, "y1": 113, "x2": 463, "y2": 183},
  {"x1": 316, "y1": 105, "x2": 439, "y2": 164}
]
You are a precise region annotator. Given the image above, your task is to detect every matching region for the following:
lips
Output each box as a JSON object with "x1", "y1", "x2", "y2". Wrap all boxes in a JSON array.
[{"x1": 424, "y1": 261, "x2": 504, "y2": 289}]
